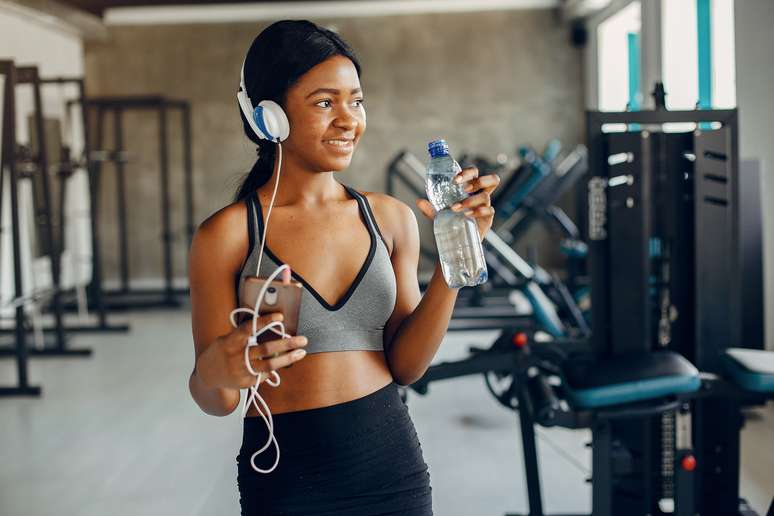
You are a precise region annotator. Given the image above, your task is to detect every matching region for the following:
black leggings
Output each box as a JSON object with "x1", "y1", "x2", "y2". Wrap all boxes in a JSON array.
[{"x1": 236, "y1": 382, "x2": 433, "y2": 516}]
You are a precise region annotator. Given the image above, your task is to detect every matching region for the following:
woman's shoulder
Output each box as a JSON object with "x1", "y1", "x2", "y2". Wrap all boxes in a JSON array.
[
  {"x1": 359, "y1": 191, "x2": 414, "y2": 219},
  {"x1": 356, "y1": 190, "x2": 418, "y2": 254},
  {"x1": 190, "y1": 200, "x2": 249, "y2": 272}
]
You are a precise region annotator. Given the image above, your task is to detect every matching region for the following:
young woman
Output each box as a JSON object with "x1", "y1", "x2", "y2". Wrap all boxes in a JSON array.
[{"x1": 188, "y1": 20, "x2": 500, "y2": 515}]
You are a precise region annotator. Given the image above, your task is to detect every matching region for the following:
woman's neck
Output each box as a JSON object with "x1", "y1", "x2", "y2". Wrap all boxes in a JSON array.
[{"x1": 258, "y1": 148, "x2": 345, "y2": 208}]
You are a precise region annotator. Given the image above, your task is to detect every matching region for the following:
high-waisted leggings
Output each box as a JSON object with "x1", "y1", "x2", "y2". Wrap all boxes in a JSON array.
[{"x1": 236, "y1": 382, "x2": 433, "y2": 515}]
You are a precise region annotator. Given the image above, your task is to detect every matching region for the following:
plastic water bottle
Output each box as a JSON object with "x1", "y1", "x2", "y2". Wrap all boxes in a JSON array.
[{"x1": 426, "y1": 139, "x2": 488, "y2": 288}]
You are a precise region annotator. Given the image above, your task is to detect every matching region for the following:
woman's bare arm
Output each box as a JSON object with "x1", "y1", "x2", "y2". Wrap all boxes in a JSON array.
[
  {"x1": 374, "y1": 196, "x2": 459, "y2": 386},
  {"x1": 188, "y1": 203, "x2": 248, "y2": 416}
]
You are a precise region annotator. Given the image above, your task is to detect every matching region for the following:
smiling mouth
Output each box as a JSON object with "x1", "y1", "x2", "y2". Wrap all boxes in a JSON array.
[{"x1": 323, "y1": 139, "x2": 354, "y2": 150}]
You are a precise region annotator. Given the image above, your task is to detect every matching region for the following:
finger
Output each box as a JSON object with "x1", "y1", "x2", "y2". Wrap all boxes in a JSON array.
[
  {"x1": 258, "y1": 349, "x2": 308, "y2": 372},
  {"x1": 462, "y1": 174, "x2": 501, "y2": 194},
  {"x1": 225, "y1": 313, "x2": 285, "y2": 353},
  {"x1": 249, "y1": 336, "x2": 307, "y2": 359},
  {"x1": 238, "y1": 312, "x2": 284, "y2": 334},
  {"x1": 451, "y1": 191, "x2": 490, "y2": 211},
  {"x1": 452, "y1": 168, "x2": 477, "y2": 186},
  {"x1": 415, "y1": 198, "x2": 436, "y2": 219},
  {"x1": 470, "y1": 206, "x2": 495, "y2": 218},
  {"x1": 453, "y1": 166, "x2": 479, "y2": 185}
]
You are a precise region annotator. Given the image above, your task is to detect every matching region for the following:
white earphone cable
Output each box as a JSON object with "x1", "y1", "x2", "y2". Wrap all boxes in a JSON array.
[{"x1": 228, "y1": 142, "x2": 287, "y2": 474}]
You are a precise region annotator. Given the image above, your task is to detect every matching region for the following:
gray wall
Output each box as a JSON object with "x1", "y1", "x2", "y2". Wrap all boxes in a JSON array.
[
  {"x1": 735, "y1": 0, "x2": 774, "y2": 350},
  {"x1": 84, "y1": 10, "x2": 584, "y2": 282}
]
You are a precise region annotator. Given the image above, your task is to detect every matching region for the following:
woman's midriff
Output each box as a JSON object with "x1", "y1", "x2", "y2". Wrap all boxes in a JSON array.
[{"x1": 244, "y1": 350, "x2": 394, "y2": 416}]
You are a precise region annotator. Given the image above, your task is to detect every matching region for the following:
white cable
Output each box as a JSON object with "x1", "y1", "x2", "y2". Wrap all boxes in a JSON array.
[{"x1": 228, "y1": 142, "x2": 289, "y2": 474}]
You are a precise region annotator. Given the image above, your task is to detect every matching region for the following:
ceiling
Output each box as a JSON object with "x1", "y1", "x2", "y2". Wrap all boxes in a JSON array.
[{"x1": 59, "y1": 0, "x2": 331, "y2": 16}]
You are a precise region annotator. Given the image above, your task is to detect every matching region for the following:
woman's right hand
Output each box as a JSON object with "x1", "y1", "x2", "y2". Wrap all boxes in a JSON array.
[{"x1": 195, "y1": 313, "x2": 308, "y2": 389}]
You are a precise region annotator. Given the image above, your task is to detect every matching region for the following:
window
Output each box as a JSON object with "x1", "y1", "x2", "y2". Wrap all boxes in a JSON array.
[
  {"x1": 597, "y1": 1, "x2": 642, "y2": 112},
  {"x1": 662, "y1": 0, "x2": 735, "y2": 110}
]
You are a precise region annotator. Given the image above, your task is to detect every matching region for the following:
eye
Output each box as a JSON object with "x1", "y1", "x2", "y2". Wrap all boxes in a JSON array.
[
  {"x1": 353, "y1": 98, "x2": 365, "y2": 107},
  {"x1": 315, "y1": 99, "x2": 333, "y2": 108}
]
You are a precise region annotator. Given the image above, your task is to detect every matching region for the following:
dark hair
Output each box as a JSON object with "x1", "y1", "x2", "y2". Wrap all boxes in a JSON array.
[{"x1": 234, "y1": 20, "x2": 362, "y2": 201}]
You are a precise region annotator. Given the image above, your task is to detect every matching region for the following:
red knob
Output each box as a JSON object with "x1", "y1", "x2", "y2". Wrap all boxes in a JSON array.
[
  {"x1": 681, "y1": 455, "x2": 696, "y2": 472},
  {"x1": 513, "y1": 332, "x2": 528, "y2": 348}
]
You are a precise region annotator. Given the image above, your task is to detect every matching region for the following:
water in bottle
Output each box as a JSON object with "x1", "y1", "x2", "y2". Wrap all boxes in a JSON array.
[{"x1": 426, "y1": 139, "x2": 488, "y2": 288}]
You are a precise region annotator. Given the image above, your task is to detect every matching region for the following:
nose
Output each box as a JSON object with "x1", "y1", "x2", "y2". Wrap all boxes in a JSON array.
[{"x1": 333, "y1": 104, "x2": 359, "y2": 131}]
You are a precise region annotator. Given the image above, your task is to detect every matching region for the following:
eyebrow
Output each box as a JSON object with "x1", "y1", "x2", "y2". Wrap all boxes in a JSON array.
[{"x1": 305, "y1": 87, "x2": 362, "y2": 99}]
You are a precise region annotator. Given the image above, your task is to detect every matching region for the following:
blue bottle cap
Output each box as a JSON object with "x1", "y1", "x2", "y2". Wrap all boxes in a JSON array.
[{"x1": 428, "y1": 139, "x2": 449, "y2": 158}]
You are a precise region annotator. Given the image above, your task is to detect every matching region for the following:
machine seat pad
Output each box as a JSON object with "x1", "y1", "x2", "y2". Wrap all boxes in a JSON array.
[
  {"x1": 722, "y1": 348, "x2": 774, "y2": 393},
  {"x1": 562, "y1": 351, "x2": 700, "y2": 409}
]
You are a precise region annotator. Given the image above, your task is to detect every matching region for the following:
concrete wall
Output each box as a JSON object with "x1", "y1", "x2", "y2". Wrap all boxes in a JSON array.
[
  {"x1": 84, "y1": 10, "x2": 584, "y2": 282},
  {"x1": 734, "y1": 0, "x2": 774, "y2": 349},
  {"x1": 735, "y1": 0, "x2": 774, "y2": 350}
]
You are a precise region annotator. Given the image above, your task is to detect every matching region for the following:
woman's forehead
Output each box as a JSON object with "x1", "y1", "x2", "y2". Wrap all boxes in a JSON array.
[{"x1": 293, "y1": 55, "x2": 361, "y2": 95}]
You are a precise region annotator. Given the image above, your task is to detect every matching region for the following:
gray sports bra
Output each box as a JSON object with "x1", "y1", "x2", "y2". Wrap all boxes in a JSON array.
[{"x1": 237, "y1": 185, "x2": 397, "y2": 355}]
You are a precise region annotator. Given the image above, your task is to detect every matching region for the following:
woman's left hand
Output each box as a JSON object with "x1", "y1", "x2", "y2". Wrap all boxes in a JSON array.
[{"x1": 415, "y1": 166, "x2": 501, "y2": 241}]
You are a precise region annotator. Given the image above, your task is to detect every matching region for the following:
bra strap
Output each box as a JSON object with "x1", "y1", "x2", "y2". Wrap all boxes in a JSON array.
[{"x1": 344, "y1": 185, "x2": 389, "y2": 252}]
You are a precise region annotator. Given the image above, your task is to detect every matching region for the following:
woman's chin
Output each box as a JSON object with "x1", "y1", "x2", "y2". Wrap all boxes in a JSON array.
[{"x1": 318, "y1": 156, "x2": 353, "y2": 172}]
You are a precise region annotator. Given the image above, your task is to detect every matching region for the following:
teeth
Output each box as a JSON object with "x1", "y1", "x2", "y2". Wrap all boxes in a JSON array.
[{"x1": 324, "y1": 140, "x2": 352, "y2": 147}]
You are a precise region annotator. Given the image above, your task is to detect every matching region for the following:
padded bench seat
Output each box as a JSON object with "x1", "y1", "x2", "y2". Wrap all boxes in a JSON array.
[
  {"x1": 722, "y1": 348, "x2": 774, "y2": 393},
  {"x1": 562, "y1": 351, "x2": 701, "y2": 409}
]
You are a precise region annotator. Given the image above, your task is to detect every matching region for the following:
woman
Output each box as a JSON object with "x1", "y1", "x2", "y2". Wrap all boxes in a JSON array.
[{"x1": 188, "y1": 20, "x2": 500, "y2": 515}]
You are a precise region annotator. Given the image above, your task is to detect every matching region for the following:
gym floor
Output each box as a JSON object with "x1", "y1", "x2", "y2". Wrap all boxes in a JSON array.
[{"x1": 1, "y1": 309, "x2": 771, "y2": 515}]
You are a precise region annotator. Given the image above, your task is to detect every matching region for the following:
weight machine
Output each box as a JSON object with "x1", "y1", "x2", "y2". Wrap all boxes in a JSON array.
[
  {"x1": 410, "y1": 100, "x2": 774, "y2": 515},
  {"x1": 0, "y1": 63, "x2": 92, "y2": 368},
  {"x1": 71, "y1": 95, "x2": 194, "y2": 310}
]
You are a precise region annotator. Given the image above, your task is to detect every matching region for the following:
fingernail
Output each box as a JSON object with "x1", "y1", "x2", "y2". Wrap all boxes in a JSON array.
[
  {"x1": 451, "y1": 203, "x2": 462, "y2": 211},
  {"x1": 295, "y1": 336, "x2": 308, "y2": 346},
  {"x1": 292, "y1": 349, "x2": 307, "y2": 359}
]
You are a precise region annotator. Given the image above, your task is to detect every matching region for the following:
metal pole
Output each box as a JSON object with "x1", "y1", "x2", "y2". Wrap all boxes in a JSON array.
[
  {"x1": 159, "y1": 103, "x2": 174, "y2": 303},
  {"x1": 182, "y1": 103, "x2": 194, "y2": 249},
  {"x1": 114, "y1": 107, "x2": 129, "y2": 293},
  {"x1": 0, "y1": 60, "x2": 41, "y2": 396},
  {"x1": 88, "y1": 101, "x2": 109, "y2": 324},
  {"x1": 28, "y1": 66, "x2": 67, "y2": 351}
]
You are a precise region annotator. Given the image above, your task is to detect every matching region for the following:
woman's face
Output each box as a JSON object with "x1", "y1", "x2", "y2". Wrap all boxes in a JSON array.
[{"x1": 282, "y1": 55, "x2": 366, "y2": 172}]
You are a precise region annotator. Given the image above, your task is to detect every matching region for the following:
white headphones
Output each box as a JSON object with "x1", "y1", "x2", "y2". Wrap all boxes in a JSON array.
[
  {"x1": 237, "y1": 58, "x2": 290, "y2": 143},
  {"x1": 231, "y1": 53, "x2": 293, "y2": 476}
]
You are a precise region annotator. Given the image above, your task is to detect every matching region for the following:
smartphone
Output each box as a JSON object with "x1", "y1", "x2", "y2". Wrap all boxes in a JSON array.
[{"x1": 240, "y1": 275, "x2": 303, "y2": 337}]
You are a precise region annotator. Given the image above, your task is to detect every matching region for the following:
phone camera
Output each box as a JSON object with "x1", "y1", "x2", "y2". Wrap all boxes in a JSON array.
[{"x1": 265, "y1": 287, "x2": 278, "y2": 306}]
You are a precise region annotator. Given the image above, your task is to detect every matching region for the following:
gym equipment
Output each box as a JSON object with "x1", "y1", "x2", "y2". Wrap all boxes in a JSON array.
[
  {"x1": 410, "y1": 103, "x2": 773, "y2": 515},
  {"x1": 486, "y1": 143, "x2": 591, "y2": 315},
  {"x1": 0, "y1": 64, "x2": 91, "y2": 364},
  {"x1": 386, "y1": 149, "x2": 589, "y2": 337},
  {"x1": 74, "y1": 95, "x2": 194, "y2": 310},
  {"x1": 495, "y1": 145, "x2": 589, "y2": 293},
  {"x1": 0, "y1": 74, "x2": 129, "y2": 335},
  {"x1": 583, "y1": 105, "x2": 769, "y2": 516},
  {"x1": 0, "y1": 61, "x2": 40, "y2": 396},
  {"x1": 495, "y1": 145, "x2": 587, "y2": 246},
  {"x1": 44, "y1": 77, "x2": 130, "y2": 332}
]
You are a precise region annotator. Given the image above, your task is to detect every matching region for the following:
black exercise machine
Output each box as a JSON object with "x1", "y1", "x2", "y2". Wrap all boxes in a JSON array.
[
  {"x1": 0, "y1": 61, "x2": 40, "y2": 396},
  {"x1": 0, "y1": 74, "x2": 130, "y2": 336},
  {"x1": 73, "y1": 95, "x2": 194, "y2": 310},
  {"x1": 44, "y1": 77, "x2": 130, "y2": 332},
  {"x1": 0, "y1": 63, "x2": 92, "y2": 366},
  {"x1": 495, "y1": 145, "x2": 589, "y2": 293},
  {"x1": 410, "y1": 98, "x2": 774, "y2": 515},
  {"x1": 386, "y1": 150, "x2": 589, "y2": 336}
]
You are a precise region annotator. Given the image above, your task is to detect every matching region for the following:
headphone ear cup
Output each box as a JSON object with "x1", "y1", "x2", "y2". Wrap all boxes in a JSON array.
[
  {"x1": 256, "y1": 100, "x2": 290, "y2": 142},
  {"x1": 237, "y1": 90, "x2": 266, "y2": 141}
]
